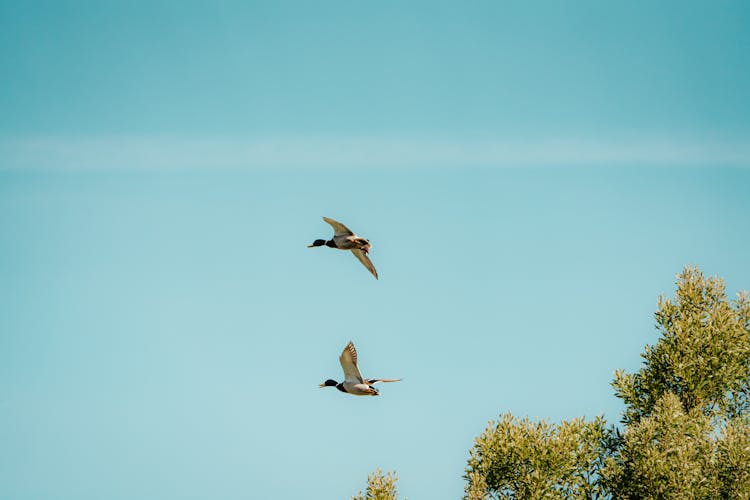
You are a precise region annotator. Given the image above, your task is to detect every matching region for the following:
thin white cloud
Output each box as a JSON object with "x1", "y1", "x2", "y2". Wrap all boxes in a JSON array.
[{"x1": 1, "y1": 135, "x2": 749, "y2": 171}]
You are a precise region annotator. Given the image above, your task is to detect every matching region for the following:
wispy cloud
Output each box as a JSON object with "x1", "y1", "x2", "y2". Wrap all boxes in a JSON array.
[{"x1": 2, "y1": 135, "x2": 749, "y2": 171}]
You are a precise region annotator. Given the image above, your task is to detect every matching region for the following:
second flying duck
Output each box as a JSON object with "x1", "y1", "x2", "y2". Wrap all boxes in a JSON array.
[{"x1": 319, "y1": 341, "x2": 401, "y2": 396}]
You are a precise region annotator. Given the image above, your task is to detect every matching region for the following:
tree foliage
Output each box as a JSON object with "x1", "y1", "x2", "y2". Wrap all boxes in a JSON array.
[
  {"x1": 600, "y1": 393, "x2": 716, "y2": 498},
  {"x1": 715, "y1": 417, "x2": 750, "y2": 499},
  {"x1": 462, "y1": 267, "x2": 750, "y2": 499},
  {"x1": 603, "y1": 267, "x2": 750, "y2": 498},
  {"x1": 601, "y1": 395, "x2": 750, "y2": 499},
  {"x1": 361, "y1": 267, "x2": 750, "y2": 499},
  {"x1": 464, "y1": 415, "x2": 609, "y2": 499},
  {"x1": 352, "y1": 469, "x2": 400, "y2": 500},
  {"x1": 612, "y1": 267, "x2": 750, "y2": 424}
]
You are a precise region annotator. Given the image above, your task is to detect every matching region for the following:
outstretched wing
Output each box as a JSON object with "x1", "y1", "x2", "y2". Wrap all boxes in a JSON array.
[
  {"x1": 339, "y1": 341, "x2": 364, "y2": 384},
  {"x1": 323, "y1": 217, "x2": 354, "y2": 237},
  {"x1": 352, "y1": 249, "x2": 378, "y2": 279},
  {"x1": 365, "y1": 378, "x2": 402, "y2": 385}
]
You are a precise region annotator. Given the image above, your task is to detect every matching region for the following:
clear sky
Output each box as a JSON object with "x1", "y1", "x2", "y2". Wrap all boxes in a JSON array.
[{"x1": 1, "y1": 2, "x2": 749, "y2": 499}]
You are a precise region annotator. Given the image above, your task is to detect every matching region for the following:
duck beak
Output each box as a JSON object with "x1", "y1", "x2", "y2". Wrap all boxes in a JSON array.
[{"x1": 318, "y1": 383, "x2": 325, "y2": 388}]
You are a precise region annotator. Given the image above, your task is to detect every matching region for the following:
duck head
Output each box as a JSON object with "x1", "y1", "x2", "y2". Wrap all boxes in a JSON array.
[{"x1": 320, "y1": 379, "x2": 348, "y2": 393}]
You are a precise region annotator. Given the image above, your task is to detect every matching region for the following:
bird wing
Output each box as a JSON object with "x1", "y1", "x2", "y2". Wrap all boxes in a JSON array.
[
  {"x1": 365, "y1": 378, "x2": 402, "y2": 385},
  {"x1": 352, "y1": 249, "x2": 378, "y2": 279},
  {"x1": 339, "y1": 341, "x2": 364, "y2": 384},
  {"x1": 323, "y1": 217, "x2": 354, "y2": 237}
]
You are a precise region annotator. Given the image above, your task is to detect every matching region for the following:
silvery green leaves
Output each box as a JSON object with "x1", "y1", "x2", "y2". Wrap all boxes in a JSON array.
[
  {"x1": 612, "y1": 267, "x2": 750, "y2": 425},
  {"x1": 464, "y1": 267, "x2": 750, "y2": 499}
]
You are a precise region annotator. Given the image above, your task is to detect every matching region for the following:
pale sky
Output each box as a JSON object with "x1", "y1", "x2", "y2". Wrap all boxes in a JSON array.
[{"x1": 1, "y1": 1, "x2": 749, "y2": 499}]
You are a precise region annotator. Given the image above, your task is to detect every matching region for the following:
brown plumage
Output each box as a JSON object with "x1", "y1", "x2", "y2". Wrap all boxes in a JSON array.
[
  {"x1": 319, "y1": 341, "x2": 401, "y2": 396},
  {"x1": 308, "y1": 217, "x2": 378, "y2": 279}
]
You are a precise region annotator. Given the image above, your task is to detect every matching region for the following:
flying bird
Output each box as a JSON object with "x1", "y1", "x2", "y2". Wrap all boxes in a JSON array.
[
  {"x1": 319, "y1": 341, "x2": 401, "y2": 396},
  {"x1": 308, "y1": 217, "x2": 378, "y2": 279}
]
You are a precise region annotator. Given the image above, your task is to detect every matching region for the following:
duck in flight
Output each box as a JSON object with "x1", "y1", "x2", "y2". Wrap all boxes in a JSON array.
[
  {"x1": 308, "y1": 217, "x2": 378, "y2": 279},
  {"x1": 319, "y1": 341, "x2": 401, "y2": 396}
]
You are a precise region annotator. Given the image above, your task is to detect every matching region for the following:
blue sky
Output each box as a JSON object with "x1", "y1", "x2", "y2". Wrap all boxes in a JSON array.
[{"x1": 1, "y1": 2, "x2": 749, "y2": 499}]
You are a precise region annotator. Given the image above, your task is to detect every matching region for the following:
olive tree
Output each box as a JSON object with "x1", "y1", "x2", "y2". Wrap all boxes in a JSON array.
[
  {"x1": 600, "y1": 393, "x2": 717, "y2": 498},
  {"x1": 603, "y1": 267, "x2": 750, "y2": 498},
  {"x1": 366, "y1": 268, "x2": 750, "y2": 498},
  {"x1": 463, "y1": 415, "x2": 610, "y2": 499},
  {"x1": 612, "y1": 267, "x2": 750, "y2": 424},
  {"x1": 465, "y1": 267, "x2": 750, "y2": 499},
  {"x1": 352, "y1": 469, "x2": 400, "y2": 500}
]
